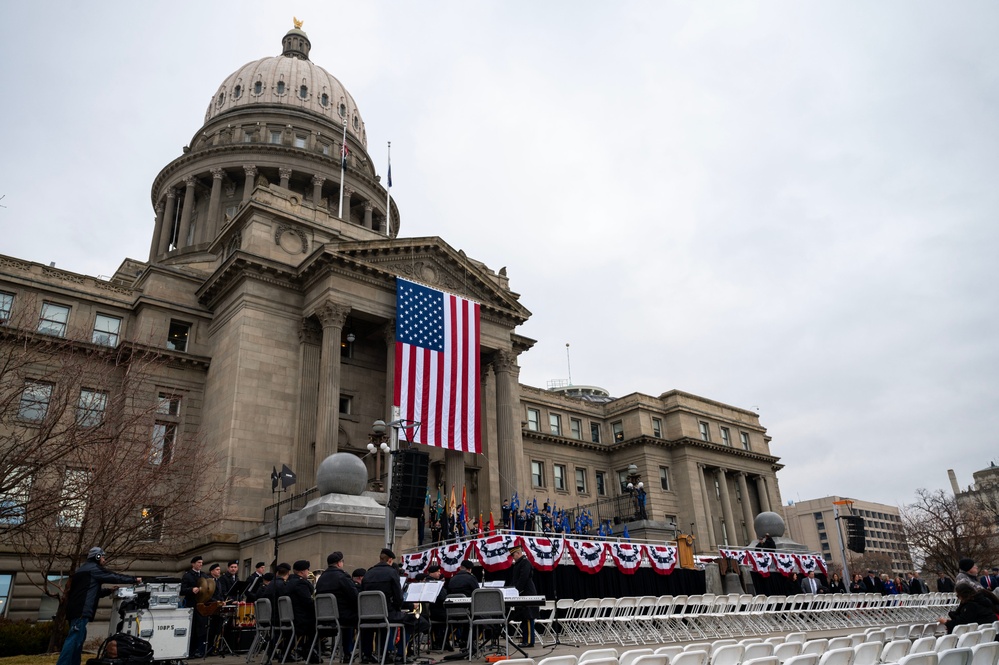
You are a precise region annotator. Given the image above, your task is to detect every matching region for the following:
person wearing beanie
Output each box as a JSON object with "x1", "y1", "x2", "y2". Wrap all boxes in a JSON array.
[
  {"x1": 955, "y1": 558, "x2": 983, "y2": 590},
  {"x1": 283, "y1": 560, "x2": 317, "y2": 662},
  {"x1": 316, "y1": 551, "x2": 358, "y2": 658},
  {"x1": 937, "y1": 580, "x2": 999, "y2": 633},
  {"x1": 446, "y1": 559, "x2": 479, "y2": 598},
  {"x1": 55, "y1": 548, "x2": 140, "y2": 665}
]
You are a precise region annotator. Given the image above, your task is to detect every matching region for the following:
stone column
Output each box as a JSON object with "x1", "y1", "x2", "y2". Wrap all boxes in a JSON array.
[
  {"x1": 313, "y1": 300, "x2": 350, "y2": 472},
  {"x1": 242, "y1": 165, "x2": 257, "y2": 203},
  {"x1": 159, "y1": 189, "x2": 177, "y2": 254},
  {"x1": 698, "y1": 463, "x2": 716, "y2": 550},
  {"x1": 312, "y1": 175, "x2": 325, "y2": 205},
  {"x1": 445, "y1": 450, "x2": 465, "y2": 503},
  {"x1": 755, "y1": 475, "x2": 772, "y2": 512},
  {"x1": 363, "y1": 202, "x2": 374, "y2": 229},
  {"x1": 176, "y1": 176, "x2": 197, "y2": 249},
  {"x1": 205, "y1": 167, "x2": 224, "y2": 243},
  {"x1": 493, "y1": 350, "x2": 521, "y2": 501},
  {"x1": 716, "y1": 468, "x2": 737, "y2": 547},
  {"x1": 149, "y1": 201, "x2": 165, "y2": 261},
  {"x1": 383, "y1": 322, "x2": 395, "y2": 422},
  {"x1": 736, "y1": 472, "x2": 754, "y2": 545},
  {"x1": 279, "y1": 167, "x2": 292, "y2": 189},
  {"x1": 342, "y1": 187, "x2": 353, "y2": 223},
  {"x1": 295, "y1": 319, "x2": 322, "y2": 494},
  {"x1": 381, "y1": 207, "x2": 389, "y2": 235}
]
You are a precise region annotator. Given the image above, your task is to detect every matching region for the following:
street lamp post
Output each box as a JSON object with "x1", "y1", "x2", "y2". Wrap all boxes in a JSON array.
[
  {"x1": 373, "y1": 407, "x2": 420, "y2": 552},
  {"x1": 625, "y1": 464, "x2": 648, "y2": 521},
  {"x1": 366, "y1": 423, "x2": 391, "y2": 492}
]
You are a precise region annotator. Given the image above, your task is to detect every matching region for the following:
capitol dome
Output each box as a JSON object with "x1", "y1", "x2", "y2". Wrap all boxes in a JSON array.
[{"x1": 204, "y1": 26, "x2": 367, "y2": 148}]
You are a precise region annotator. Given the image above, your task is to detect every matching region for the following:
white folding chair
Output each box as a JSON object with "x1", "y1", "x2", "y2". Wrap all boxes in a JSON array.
[
  {"x1": 970, "y1": 643, "x2": 999, "y2": 665},
  {"x1": 801, "y1": 640, "x2": 829, "y2": 657},
  {"x1": 579, "y1": 649, "x2": 620, "y2": 664},
  {"x1": 538, "y1": 657, "x2": 580, "y2": 665},
  {"x1": 952, "y1": 626, "x2": 974, "y2": 637},
  {"x1": 852, "y1": 642, "x2": 880, "y2": 665},
  {"x1": 501, "y1": 660, "x2": 537, "y2": 665},
  {"x1": 783, "y1": 655, "x2": 820, "y2": 665},
  {"x1": 956, "y1": 633, "x2": 982, "y2": 650},
  {"x1": 937, "y1": 648, "x2": 973, "y2": 665},
  {"x1": 711, "y1": 645, "x2": 744, "y2": 665},
  {"x1": 744, "y1": 658, "x2": 780, "y2": 665},
  {"x1": 671, "y1": 651, "x2": 709, "y2": 665},
  {"x1": 631, "y1": 656, "x2": 669, "y2": 665},
  {"x1": 897, "y1": 654, "x2": 939, "y2": 665},
  {"x1": 937, "y1": 636, "x2": 960, "y2": 653},
  {"x1": 817, "y1": 648, "x2": 855, "y2": 665},
  {"x1": 654, "y1": 647, "x2": 684, "y2": 660},
  {"x1": 619, "y1": 649, "x2": 654, "y2": 665},
  {"x1": 829, "y1": 638, "x2": 853, "y2": 650},
  {"x1": 786, "y1": 633, "x2": 808, "y2": 645},
  {"x1": 912, "y1": 638, "x2": 937, "y2": 655},
  {"x1": 774, "y1": 642, "x2": 804, "y2": 664},
  {"x1": 744, "y1": 643, "x2": 775, "y2": 661},
  {"x1": 881, "y1": 640, "x2": 912, "y2": 664}
]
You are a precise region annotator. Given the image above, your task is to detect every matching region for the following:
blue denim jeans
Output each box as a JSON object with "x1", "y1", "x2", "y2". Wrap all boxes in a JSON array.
[{"x1": 56, "y1": 617, "x2": 89, "y2": 665}]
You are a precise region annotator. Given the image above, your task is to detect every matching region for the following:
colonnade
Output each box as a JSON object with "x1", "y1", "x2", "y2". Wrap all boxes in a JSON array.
[{"x1": 697, "y1": 463, "x2": 774, "y2": 551}]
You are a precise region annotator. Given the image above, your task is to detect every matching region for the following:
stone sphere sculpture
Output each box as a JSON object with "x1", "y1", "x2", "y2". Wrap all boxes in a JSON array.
[
  {"x1": 317, "y1": 452, "x2": 367, "y2": 496},
  {"x1": 754, "y1": 511, "x2": 786, "y2": 539}
]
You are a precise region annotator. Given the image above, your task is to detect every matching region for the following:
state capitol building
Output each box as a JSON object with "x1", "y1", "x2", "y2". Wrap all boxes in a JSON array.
[{"x1": 0, "y1": 24, "x2": 784, "y2": 620}]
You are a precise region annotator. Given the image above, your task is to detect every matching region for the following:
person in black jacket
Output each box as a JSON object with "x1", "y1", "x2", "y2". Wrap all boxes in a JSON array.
[
  {"x1": 316, "y1": 552, "x2": 358, "y2": 659},
  {"x1": 361, "y1": 549, "x2": 406, "y2": 662},
  {"x1": 506, "y1": 546, "x2": 539, "y2": 648},
  {"x1": 938, "y1": 581, "x2": 999, "y2": 633},
  {"x1": 219, "y1": 561, "x2": 240, "y2": 599},
  {"x1": 245, "y1": 562, "x2": 267, "y2": 602},
  {"x1": 55, "y1": 547, "x2": 140, "y2": 665},
  {"x1": 937, "y1": 571, "x2": 955, "y2": 593},
  {"x1": 260, "y1": 564, "x2": 291, "y2": 662},
  {"x1": 447, "y1": 560, "x2": 479, "y2": 598},
  {"x1": 284, "y1": 560, "x2": 317, "y2": 662},
  {"x1": 181, "y1": 555, "x2": 209, "y2": 658}
]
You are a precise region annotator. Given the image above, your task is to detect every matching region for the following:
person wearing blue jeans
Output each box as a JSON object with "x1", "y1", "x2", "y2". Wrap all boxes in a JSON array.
[{"x1": 56, "y1": 547, "x2": 140, "y2": 665}]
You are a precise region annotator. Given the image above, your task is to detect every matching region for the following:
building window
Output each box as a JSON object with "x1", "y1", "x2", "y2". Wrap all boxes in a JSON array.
[
  {"x1": 531, "y1": 461, "x2": 544, "y2": 488},
  {"x1": 38, "y1": 302, "x2": 70, "y2": 337},
  {"x1": 167, "y1": 320, "x2": 190, "y2": 352},
  {"x1": 740, "y1": 431, "x2": 750, "y2": 450},
  {"x1": 243, "y1": 131, "x2": 254, "y2": 143},
  {"x1": 299, "y1": 84, "x2": 308, "y2": 99},
  {"x1": 575, "y1": 468, "x2": 587, "y2": 494},
  {"x1": 269, "y1": 130, "x2": 283, "y2": 144},
  {"x1": 294, "y1": 134, "x2": 307, "y2": 148},
  {"x1": 234, "y1": 84, "x2": 242, "y2": 99},
  {"x1": 18, "y1": 381, "x2": 52, "y2": 423},
  {"x1": 720, "y1": 427, "x2": 732, "y2": 447},
  {"x1": 157, "y1": 393, "x2": 181, "y2": 416},
  {"x1": 698, "y1": 421, "x2": 711, "y2": 442},
  {"x1": 253, "y1": 81, "x2": 263, "y2": 95},
  {"x1": 92, "y1": 314, "x2": 122, "y2": 346},
  {"x1": 59, "y1": 469, "x2": 89, "y2": 528},
  {"x1": 720, "y1": 519, "x2": 729, "y2": 546},
  {"x1": 38, "y1": 574, "x2": 67, "y2": 621},
  {"x1": 553, "y1": 464, "x2": 566, "y2": 491},
  {"x1": 320, "y1": 93, "x2": 329, "y2": 107},
  {"x1": 714, "y1": 477, "x2": 721, "y2": 499},
  {"x1": 0, "y1": 574, "x2": 13, "y2": 617},
  {"x1": 216, "y1": 92, "x2": 225, "y2": 107},
  {"x1": 276, "y1": 81, "x2": 286, "y2": 95},
  {"x1": 139, "y1": 507, "x2": 163, "y2": 542},
  {"x1": 0, "y1": 468, "x2": 31, "y2": 526},
  {"x1": 595, "y1": 471, "x2": 607, "y2": 496},
  {"x1": 590, "y1": 422, "x2": 601, "y2": 443},
  {"x1": 76, "y1": 389, "x2": 107, "y2": 427},
  {"x1": 353, "y1": 116, "x2": 359, "y2": 130},
  {"x1": 339, "y1": 103, "x2": 347, "y2": 118},
  {"x1": 526, "y1": 408, "x2": 540, "y2": 432},
  {"x1": 0, "y1": 291, "x2": 13, "y2": 323},
  {"x1": 618, "y1": 469, "x2": 630, "y2": 493},
  {"x1": 151, "y1": 422, "x2": 176, "y2": 465},
  {"x1": 339, "y1": 395, "x2": 352, "y2": 414},
  {"x1": 549, "y1": 413, "x2": 562, "y2": 436},
  {"x1": 569, "y1": 418, "x2": 582, "y2": 439},
  {"x1": 612, "y1": 421, "x2": 624, "y2": 442},
  {"x1": 320, "y1": 142, "x2": 331, "y2": 155},
  {"x1": 659, "y1": 466, "x2": 671, "y2": 491},
  {"x1": 652, "y1": 417, "x2": 662, "y2": 438}
]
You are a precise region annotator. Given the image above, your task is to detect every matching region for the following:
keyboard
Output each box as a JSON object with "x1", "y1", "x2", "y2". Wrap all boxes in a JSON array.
[{"x1": 444, "y1": 595, "x2": 546, "y2": 606}]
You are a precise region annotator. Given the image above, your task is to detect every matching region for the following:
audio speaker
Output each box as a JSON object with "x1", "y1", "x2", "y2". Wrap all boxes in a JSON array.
[
  {"x1": 388, "y1": 449, "x2": 430, "y2": 518},
  {"x1": 844, "y1": 515, "x2": 866, "y2": 553}
]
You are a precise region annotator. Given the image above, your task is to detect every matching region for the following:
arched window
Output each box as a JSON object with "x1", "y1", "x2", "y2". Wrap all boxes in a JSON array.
[
  {"x1": 217, "y1": 92, "x2": 225, "y2": 107},
  {"x1": 277, "y1": 81, "x2": 286, "y2": 95},
  {"x1": 339, "y1": 103, "x2": 346, "y2": 118},
  {"x1": 253, "y1": 81, "x2": 262, "y2": 95},
  {"x1": 352, "y1": 115, "x2": 359, "y2": 130},
  {"x1": 234, "y1": 85, "x2": 242, "y2": 99},
  {"x1": 299, "y1": 85, "x2": 308, "y2": 99},
  {"x1": 320, "y1": 93, "x2": 329, "y2": 107}
]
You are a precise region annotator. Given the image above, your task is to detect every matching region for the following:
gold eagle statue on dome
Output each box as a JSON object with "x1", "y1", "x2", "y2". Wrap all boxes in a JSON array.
[{"x1": 293, "y1": 17, "x2": 303, "y2": 29}]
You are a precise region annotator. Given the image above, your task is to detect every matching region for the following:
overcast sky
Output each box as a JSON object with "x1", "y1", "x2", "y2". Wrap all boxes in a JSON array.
[{"x1": 2, "y1": 2, "x2": 997, "y2": 510}]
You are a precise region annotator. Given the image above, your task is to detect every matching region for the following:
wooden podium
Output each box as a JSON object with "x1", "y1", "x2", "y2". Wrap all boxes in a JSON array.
[{"x1": 678, "y1": 533, "x2": 696, "y2": 569}]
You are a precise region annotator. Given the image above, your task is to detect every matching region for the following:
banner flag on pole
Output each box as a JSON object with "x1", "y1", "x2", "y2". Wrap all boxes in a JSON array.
[{"x1": 394, "y1": 278, "x2": 481, "y2": 452}]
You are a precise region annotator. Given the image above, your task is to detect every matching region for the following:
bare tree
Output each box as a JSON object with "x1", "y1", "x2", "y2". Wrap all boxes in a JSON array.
[
  {"x1": 1, "y1": 298, "x2": 228, "y2": 649},
  {"x1": 901, "y1": 488, "x2": 999, "y2": 578},
  {"x1": 848, "y1": 551, "x2": 894, "y2": 576}
]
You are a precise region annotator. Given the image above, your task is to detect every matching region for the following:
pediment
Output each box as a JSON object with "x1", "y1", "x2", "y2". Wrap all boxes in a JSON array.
[{"x1": 321, "y1": 237, "x2": 531, "y2": 323}]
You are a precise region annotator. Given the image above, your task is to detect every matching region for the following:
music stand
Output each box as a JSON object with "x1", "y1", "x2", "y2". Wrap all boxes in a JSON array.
[{"x1": 226, "y1": 580, "x2": 250, "y2": 601}]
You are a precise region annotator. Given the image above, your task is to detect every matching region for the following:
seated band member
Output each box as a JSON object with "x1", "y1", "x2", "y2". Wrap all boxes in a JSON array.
[
  {"x1": 424, "y1": 565, "x2": 449, "y2": 650},
  {"x1": 284, "y1": 560, "x2": 318, "y2": 663},
  {"x1": 361, "y1": 549, "x2": 409, "y2": 662},
  {"x1": 259, "y1": 563, "x2": 291, "y2": 661},
  {"x1": 181, "y1": 556, "x2": 209, "y2": 659},
  {"x1": 316, "y1": 551, "x2": 358, "y2": 660},
  {"x1": 245, "y1": 562, "x2": 267, "y2": 602}
]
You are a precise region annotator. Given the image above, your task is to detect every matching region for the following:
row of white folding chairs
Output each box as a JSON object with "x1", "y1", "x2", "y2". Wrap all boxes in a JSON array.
[{"x1": 552, "y1": 593, "x2": 958, "y2": 646}]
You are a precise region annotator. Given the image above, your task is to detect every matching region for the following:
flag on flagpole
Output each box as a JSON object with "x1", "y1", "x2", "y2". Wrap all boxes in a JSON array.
[
  {"x1": 488, "y1": 512, "x2": 495, "y2": 535},
  {"x1": 394, "y1": 278, "x2": 481, "y2": 452},
  {"x1": 461, "y1": 485, "x2": 468, "y2": 532},
  {"x1": 384, "y1": 142, "x2": 392, "y2": 236},
  {"x1": 622, "y1": 525, "x2": 631, "y2": 541}
]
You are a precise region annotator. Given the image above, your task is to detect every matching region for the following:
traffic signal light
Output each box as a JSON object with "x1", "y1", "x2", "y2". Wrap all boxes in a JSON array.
[{"x1": 844, "y1": 515, "x2": 866, "y2": 553}]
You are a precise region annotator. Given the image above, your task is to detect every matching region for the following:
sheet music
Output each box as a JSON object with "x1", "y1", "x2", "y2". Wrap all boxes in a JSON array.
[
  {"x1": 501, "y1": 587, "x2": 520, "y2": 599},
  {"x1": 403, "y1": 580, "x2": 445, "y2": 603},
  {"x1": 482, "y1": 580, "x2": 504, "y2": 588}
]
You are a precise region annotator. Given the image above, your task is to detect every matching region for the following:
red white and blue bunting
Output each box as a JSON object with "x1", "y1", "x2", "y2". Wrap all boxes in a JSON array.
[
  {"x1": 773, "y1": 552, "x2": 798, "y2": 576},
  {"x1": 718, "y1": 548, "x2": 749, "y2": 564},
  {"x1": 402, "y1": 550, "x2": 432, "y2": 579},
  {"x1": 609, "y1": 543, "x2": 645, "y2": 574},
  {"x1": 519, "y1": 535, "x2": 564, "y2": 572},
  {"x1": 646, "y1": 545, "x2": 678, "y2": 575},
  {"x1": 474, "y1": 534, "x2": 516, "y2": 572},
  {"x1": 566, "y1": 540, "x2": 608, "y2": 574},
  {"x1": 748, "y1": 551, "x2": 773, "y2": 577},
  {"x1": 437, "y1": 541, "x2": 472, "y2": 577},
  {"x1": 796, "y1": 554, "x2": 827, "y2": 575}
]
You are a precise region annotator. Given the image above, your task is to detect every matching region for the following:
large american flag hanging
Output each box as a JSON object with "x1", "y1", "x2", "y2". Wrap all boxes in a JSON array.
[{"x1": 394, "y1": 278, "x2": 481, "y2": 453}]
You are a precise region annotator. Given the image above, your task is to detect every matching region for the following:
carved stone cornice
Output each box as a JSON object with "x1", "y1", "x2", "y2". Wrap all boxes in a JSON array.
[
  {"x1": 312, "y1": 174, "x2": 326, "y2": 186},
  {"x1": 184, "y1": 176, "x2": 197, "y2": 188},
  {"x1": 211, "y1": 167, "x2": 225, "y2": 180},
  {"x1": 243, "y1": 164, "x2": 257, "y2": 177},
  {"x1": 363, "y1": 201, "x2": 374, "y2": 211},
  {"x1": 493, "y1": 349, "x2": 520, "y2": 374},
  {"x1": 279, "y1": 167, "x2": 293, "y2": 179},
  {"x1": 313, "y1": 300, "x2": 350, "y2": 328}
]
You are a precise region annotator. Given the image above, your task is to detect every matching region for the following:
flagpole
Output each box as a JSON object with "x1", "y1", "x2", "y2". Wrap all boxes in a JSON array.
[
  {"x1": 384, "y1": 141, "x2": 392, "y2": 236},
  {"x1": 338, "y1": 119, "x2": 347, "y2": 219}
]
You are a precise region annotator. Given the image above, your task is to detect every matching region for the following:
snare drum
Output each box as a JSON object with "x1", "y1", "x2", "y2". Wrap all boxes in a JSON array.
[{"x1": 236, "y1": 601, "x2": 255, "y2": 628}]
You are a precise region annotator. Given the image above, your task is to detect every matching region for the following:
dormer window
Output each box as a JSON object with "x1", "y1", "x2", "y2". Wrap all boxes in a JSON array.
[
  {"x1": 338, "y1": 103, "x2": 346, "y2": 118},
  {"x1": 299, "y1": 85, "x2": 308, "y2": 99},
  {"x1": 276, "y1": 81, "x2": 286, "y2": 95},
  {"x1": 253, "y1": 81, "x2": 262, "y2": 95},
  {"x1": 352, "y1": 116, "x2": 359, "y2": 130},
  {"x1": 320, "y1": 93, "x2": 329, "y2": 107},
  {"x1": 234, "y1": 85, "x2": 242, "y2": 99},
  {"x1": 216, "y1": 92, "x2": 225, "y2": 107}
]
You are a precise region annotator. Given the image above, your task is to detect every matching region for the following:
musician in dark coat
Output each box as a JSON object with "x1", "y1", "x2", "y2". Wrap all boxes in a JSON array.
[
  {"x1": 219, "y1": 561, "x2": 240, "y2": 599},
  {"x1": 244, "y1": 562, "x2": 267, "y2": 602},
  {"x1": 361, "y1": 549, "x2": 407, "y2": 661},
  {"x1": 284, "y1": 560, "x2": 318, "y2": 662},
  {"x1": 936, "y1": 571, "x2": 955, "y2": 593},
  {"x1": 180, "y1": 555, "x2": 209, "y2": 658},
  {"x1": 316, "y1": 551, "x2": 358, "y2": 659},
  {"x1": 507, "y1": 546, "x2": 539, "y2": 648},
  {"x1": 447, "y1": 560, "x2": 479, "y2": 598}
]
